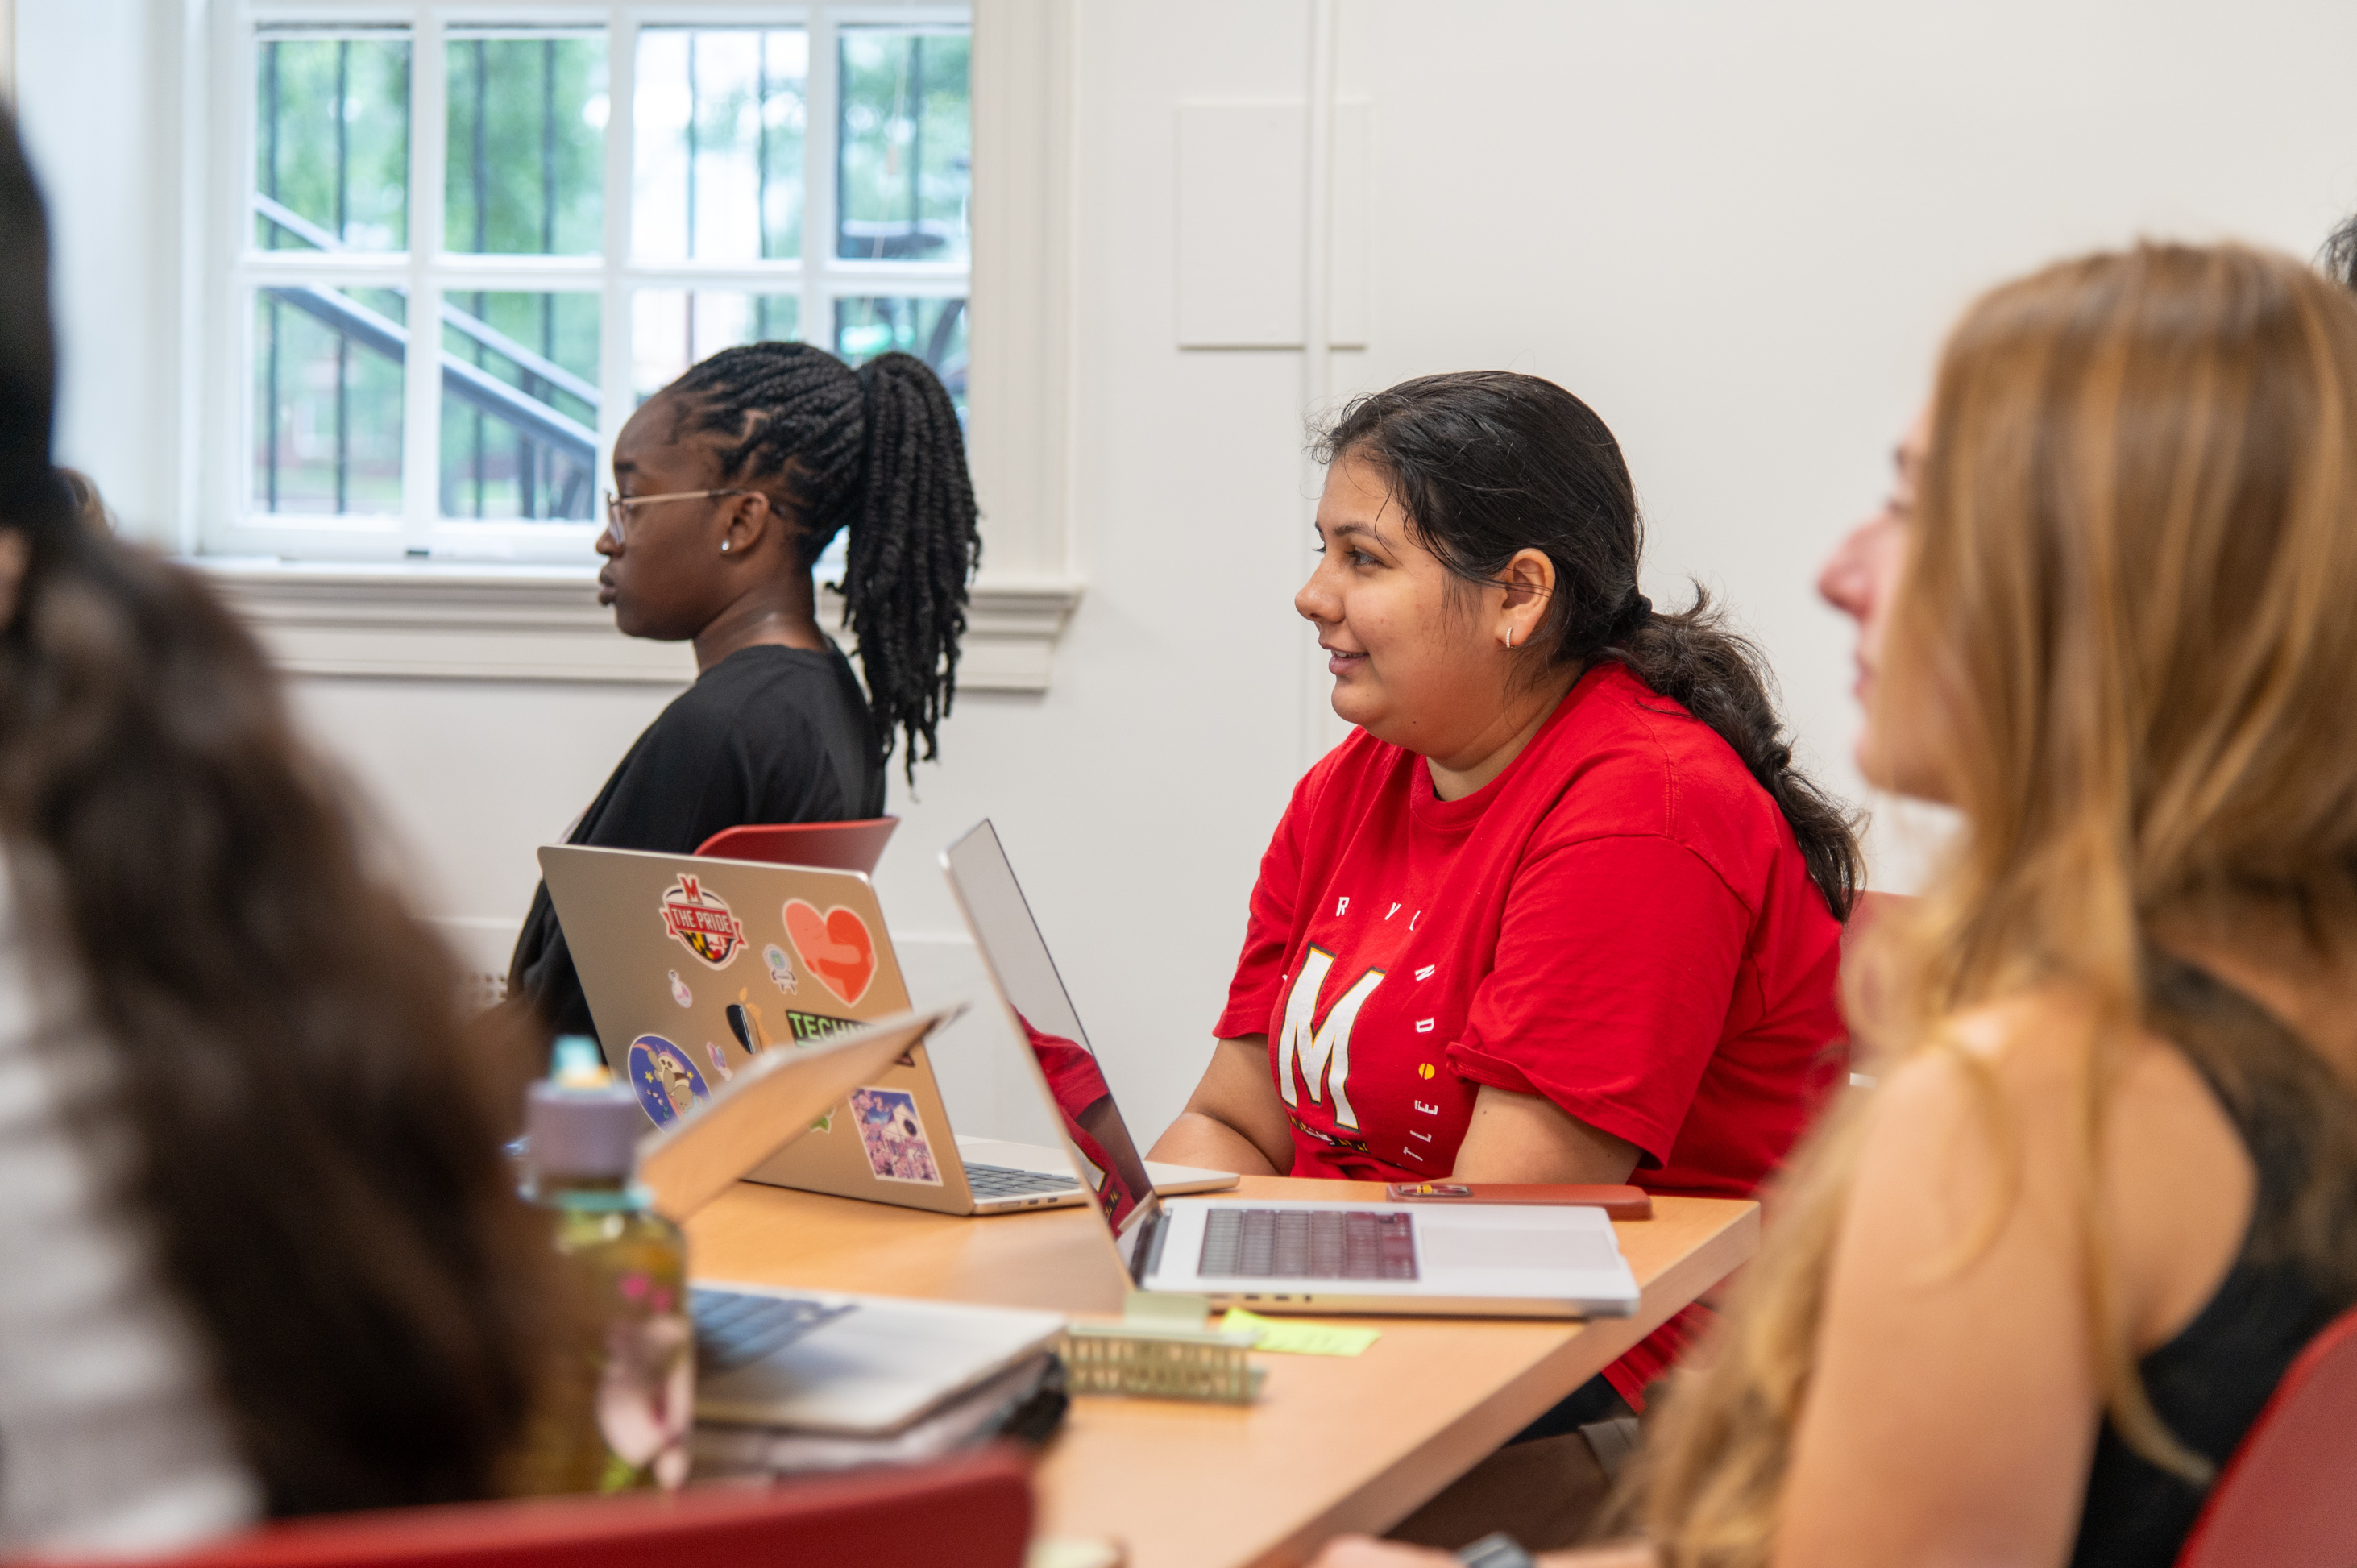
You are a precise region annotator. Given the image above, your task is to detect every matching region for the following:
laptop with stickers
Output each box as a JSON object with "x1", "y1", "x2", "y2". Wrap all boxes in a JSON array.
[
  {"x1": 618, "y1": 1004, "x2": 1067, "y2": 1435},
  {"x1": 539, "y1": 842, "x2": 1095, "y2": 1216},
  {"x1": 943, "y1": 819, "x2": 1645, "y2": 1318}
]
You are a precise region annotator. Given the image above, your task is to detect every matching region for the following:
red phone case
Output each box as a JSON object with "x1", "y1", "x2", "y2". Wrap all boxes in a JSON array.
[{"x1": 1383, "y1": 1182, "x2": 1654, "y2": 1219}]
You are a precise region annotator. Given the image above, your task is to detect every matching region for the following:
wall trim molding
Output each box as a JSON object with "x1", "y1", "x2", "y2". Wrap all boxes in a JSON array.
[
  {"x1": 966, "y1": 0, "x2": 1077, "y2": 583},
  {"x1": 199, "y1": 560, "x2": 1082, "y2": 689}
]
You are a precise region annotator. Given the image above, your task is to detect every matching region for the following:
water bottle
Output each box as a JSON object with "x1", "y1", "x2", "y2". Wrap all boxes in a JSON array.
[{"x1": 517, "y1": 1037, "x2": 693, "y2": 1493}]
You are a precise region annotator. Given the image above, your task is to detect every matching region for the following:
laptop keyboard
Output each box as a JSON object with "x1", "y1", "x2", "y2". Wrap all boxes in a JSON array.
[
  {"x1": 691, "y1": 1288, "x2": 857, "y2": 1375},
  {"x1": 965, "y1": 1162, "x2": 1084, "y2": 1199},
  {"x1": 1197, "y1": 1209, "x2": 1420, "y2": 1281}
]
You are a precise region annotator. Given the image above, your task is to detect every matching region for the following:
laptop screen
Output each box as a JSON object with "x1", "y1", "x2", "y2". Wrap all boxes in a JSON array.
[{"x1": 943, "y1": 821, "x2": 1164, "y2": 1260}]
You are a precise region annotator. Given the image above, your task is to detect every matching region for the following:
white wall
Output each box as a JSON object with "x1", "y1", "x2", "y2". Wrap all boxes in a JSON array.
[
  {"x1": 20, "y1": 0, "x2": 2357, "y2": 1145},
  {"x1": 15, "y1": 0, "x2": 181, "y2": 533}
]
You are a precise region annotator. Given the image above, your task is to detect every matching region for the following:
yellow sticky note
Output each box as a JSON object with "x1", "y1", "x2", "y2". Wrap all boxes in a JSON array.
[{"x1": 1218, "y1": 1307, "x2": 1382, "y2": 1357}]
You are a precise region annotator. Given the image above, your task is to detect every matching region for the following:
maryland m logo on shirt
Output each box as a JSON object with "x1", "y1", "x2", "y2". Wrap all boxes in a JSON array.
[
  {"x1": 1275, "y1": 944, "x2": 1385, "y2": 1132},
  {"x1": 1260, "y1": 887, "x2": 1471, "y2": 1176}
]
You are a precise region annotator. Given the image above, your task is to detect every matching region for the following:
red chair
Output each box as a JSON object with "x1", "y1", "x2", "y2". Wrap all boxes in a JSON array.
[
  {"x1": 2174, "y1": 1304, "x2": 2357, "y2": 1567},
  {"x1": 36, "y1": 1448, "x2": 1032, "y2": 1568},
  {"x1": 695, "y1": 819, "x2": 898, "y2": 876}
]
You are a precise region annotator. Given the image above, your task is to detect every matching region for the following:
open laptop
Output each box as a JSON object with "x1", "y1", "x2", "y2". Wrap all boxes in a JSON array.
[
  {"x1": 944, "y1": 819, "x2": 1644, "y2": 1318},
  {"x1": 626, "y1": 1005, "x2": 1065, "y2": 1433},
  {"x1": 539, "y1": 843, "x2": 1215, "y2": 1217}
]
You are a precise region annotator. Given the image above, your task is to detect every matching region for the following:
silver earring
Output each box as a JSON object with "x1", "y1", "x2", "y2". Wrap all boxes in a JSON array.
[
  {"x1": 1504, "y1": 625, "x2": 1517, "y2": 649},
  {"x1": 720, "y1": 541, "x2": 731, "y2": 554}
]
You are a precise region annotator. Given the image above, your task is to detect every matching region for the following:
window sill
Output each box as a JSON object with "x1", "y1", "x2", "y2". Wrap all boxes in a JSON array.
[{"x1": 194, "y1": 559, "x2": 1082, "y2": 691}]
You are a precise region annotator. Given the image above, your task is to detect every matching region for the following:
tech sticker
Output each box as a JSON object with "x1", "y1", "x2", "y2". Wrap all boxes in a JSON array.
[
  {"x1": 668, "y1": 970, "x2": 694, "y2": 1008},
  {"x1": 763, "y1": 942, "x2": 798, "y2": 996},
  {"x1": 658, "y1": 873, "x2": 746, "y2": 969}
]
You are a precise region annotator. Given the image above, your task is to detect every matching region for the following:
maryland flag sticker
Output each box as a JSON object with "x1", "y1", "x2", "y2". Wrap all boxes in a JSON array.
[{"x1": 658, "y1": 873, "x2": 746, "y2": 969}]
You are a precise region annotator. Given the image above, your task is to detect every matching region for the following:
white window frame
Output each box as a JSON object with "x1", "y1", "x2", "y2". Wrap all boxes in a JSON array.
[
  {"x1": 210, "y1": 0, "x2": 974, "y2": 565},
  {"x1": 186, "y1": 0, "x2": 1079, "y2": 690}
]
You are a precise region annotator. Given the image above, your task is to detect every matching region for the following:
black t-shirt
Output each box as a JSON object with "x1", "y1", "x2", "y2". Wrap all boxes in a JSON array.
[{"x1": 507, "y1": 642, "x2": 886, "y2": 1044}]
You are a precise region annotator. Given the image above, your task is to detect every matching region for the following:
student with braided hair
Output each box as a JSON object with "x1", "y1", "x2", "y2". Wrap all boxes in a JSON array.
[{"x1": 508, "y1": 342, "x2": 979, "y2": 1047}]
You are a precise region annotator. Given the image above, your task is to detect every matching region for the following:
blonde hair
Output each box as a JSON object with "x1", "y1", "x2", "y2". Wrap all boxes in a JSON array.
[{"x1": 1641, "y1": 243, "x2": 2357, "y2": 1565}]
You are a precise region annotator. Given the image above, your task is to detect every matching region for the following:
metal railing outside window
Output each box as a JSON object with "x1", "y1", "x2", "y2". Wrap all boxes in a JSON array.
[{"x1": 225, "y1": 6, "x2": 970, "y2": 563}]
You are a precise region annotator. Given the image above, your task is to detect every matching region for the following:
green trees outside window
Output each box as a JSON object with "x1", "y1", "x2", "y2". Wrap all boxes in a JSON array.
[{"x1": 243, "y1": 15, "x2": 969, "y2": 545}]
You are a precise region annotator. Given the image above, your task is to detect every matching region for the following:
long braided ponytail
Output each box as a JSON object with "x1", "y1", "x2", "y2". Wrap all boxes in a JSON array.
[{"x1": 665, "y1": 343, "x2": 980, "y2": 778}]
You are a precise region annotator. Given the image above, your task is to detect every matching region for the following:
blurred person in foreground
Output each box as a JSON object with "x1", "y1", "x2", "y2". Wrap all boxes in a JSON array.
[
  {"x1": 1318, "y1": 243, "x2": 2357, "y2": 1567},
  {"x1": 0, "y1": 112, "x2": 549, "y2": 1553}
]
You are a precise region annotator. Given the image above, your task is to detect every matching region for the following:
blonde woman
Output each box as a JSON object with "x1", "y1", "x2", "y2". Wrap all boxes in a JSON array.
[{"x1": 1318, "y1": 243, "x2": 2357, "y2": 1567}]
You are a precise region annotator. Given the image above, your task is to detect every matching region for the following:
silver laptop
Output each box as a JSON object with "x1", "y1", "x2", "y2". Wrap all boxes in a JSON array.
[
  {"x1": 943, "y1": 819, "x2": 1644, "y2": 1319},
  {"x1": 540, "y1": 842, "x2": 1156, "y2": 1215},
  {"x1": 629, "y1": 1006, "x2": 1066, "y2": 1434}
]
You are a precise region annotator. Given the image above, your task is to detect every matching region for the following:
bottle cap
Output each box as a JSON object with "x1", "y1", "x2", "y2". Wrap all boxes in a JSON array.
[
  {"x1": 526, "y1": 1076, "x2": 642, "y2": 1181},
  {"x1": 551, "y1": 1035, "x2": 609, "y2": 1088}
]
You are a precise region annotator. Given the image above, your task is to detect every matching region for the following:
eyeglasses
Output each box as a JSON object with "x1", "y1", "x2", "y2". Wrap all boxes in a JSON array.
[{"x1": 602, "y1": 488, "x2": 762, "y2": 545}]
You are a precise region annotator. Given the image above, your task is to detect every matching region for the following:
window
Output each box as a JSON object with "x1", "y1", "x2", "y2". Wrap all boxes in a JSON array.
[{"x1": 220, "y1": 6, "x2": 972, "y2": 562}]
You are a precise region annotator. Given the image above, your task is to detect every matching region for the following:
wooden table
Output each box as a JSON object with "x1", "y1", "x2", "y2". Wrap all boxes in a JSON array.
[{"x1": 687, "y1": 1176, "x2": 1757, "y2": 1568}]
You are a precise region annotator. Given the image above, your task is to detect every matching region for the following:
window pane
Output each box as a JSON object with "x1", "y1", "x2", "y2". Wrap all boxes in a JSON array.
[
  {"x1": 832, "y1": 296, "x2": 966, "y2": 410},
  {"x1": 633, "y1": 290, "x2": 801, "y2": 402},
  {"x1": 254, "y1": 31, "x2": 410, "y2": 251},
  {"x1": 443, "y1": 31, "x2": 608, "y2": 256},
  {"x1": 253, "y1": 286, "x2": 407, "y2": 514},
  {"x1": 440, "y1": 292, "x2": 600, "y2": 520},
  {"x1": 634, "y1": 29, "x2": 806, "y2": 263},
  {"x1": 836, "y1": 29, "x2": 969, "y2": 263}
]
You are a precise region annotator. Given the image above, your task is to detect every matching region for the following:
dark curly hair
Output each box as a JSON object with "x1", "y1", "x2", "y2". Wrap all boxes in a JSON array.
[
  {"x1": 2324, "y1": 211, "x2": 2357, "y2": 291},
  {"x1": 664, "y1": 342, "x2": 980, "y2": 778},
  {"x1": 0, "y1": 110, "x2": 550, "y2": 1513},
  {"x1": 1318, "y1": 370, "x2": 1862, "y2": 919}
]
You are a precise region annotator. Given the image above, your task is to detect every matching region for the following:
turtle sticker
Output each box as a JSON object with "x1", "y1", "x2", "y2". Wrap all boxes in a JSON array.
[{"x1": 659, "y1": 874, "x2": 745, "y2": 969}]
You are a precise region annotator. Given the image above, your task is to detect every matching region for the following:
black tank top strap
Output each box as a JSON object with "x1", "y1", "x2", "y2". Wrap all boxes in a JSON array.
[
  {"x1": 2069, "y1": 945, "x2": 2357, "y2": 1568},
  {"x1": 2138, "y1": 945, "x2": 2357, "y2": 1283}
]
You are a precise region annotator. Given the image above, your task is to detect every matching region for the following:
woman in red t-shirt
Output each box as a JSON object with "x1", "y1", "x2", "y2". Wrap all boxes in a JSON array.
[{"x1": 1148, "y1": 370, "x2": 1859, "y2": 1415}]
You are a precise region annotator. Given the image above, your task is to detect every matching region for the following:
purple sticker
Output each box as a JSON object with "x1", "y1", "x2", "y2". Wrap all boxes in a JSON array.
[
  {"x1": 849, "y1": 1085, "x2": 941, "y2": 1185},
  {"x1": 626, "y1": 1035, "x2": 709, "y2": 1126}
]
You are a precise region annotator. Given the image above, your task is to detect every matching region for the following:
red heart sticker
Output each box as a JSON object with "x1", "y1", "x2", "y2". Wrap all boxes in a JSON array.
[{"x1": 782, "y1": 899, "x2": 878, "y2": 1007}]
